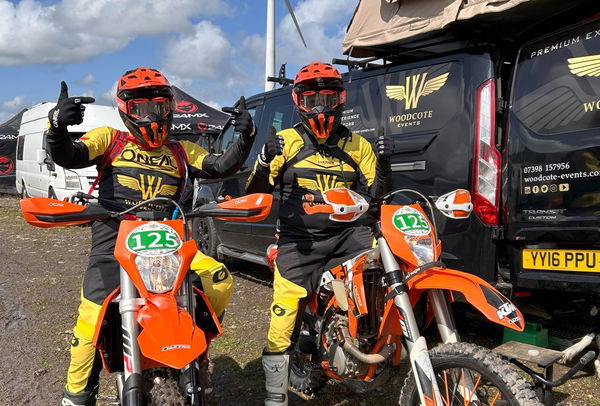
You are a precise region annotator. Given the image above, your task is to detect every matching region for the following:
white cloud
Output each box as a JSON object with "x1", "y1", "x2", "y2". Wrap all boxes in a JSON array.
[
  {"x1": 161, "y1": 21, "x2": 241, "y2": 80},
  {"x1": 99, "y1": 81, "x2": 118, "y2": 107},
  {"x1": 155, "y1": 0, "x2": 354, "y2": 105},
  {"x1": 2, "y1": 96, "x2": 25, "y2": 111},
  {"x1": 0, "y1": 0, "x2": 232, "y2": 66},
  {"x1": 0, "y1": 96, "x2": 27, "y2": 123},
  {"x1": 76, "y1": 73, "x2": 96, "y2": 86}
]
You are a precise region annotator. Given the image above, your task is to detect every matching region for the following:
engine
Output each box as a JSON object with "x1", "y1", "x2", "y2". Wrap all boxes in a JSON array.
[{"x1": 323, "y1": 314, "x2": 370, "y2": 378}]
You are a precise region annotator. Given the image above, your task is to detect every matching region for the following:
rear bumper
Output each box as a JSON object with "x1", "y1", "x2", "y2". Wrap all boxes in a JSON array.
[
  {"x1": 515, "y1": 270, "x2": 600, "y2": 295},
  {"x1": 506, "y1": 244, "x2": 600, "y2": 296}
]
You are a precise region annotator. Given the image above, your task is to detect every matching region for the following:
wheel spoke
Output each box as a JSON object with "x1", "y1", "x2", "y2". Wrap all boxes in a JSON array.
[
  {"x1": 465, "y1": 375, "x2": 481, "y2": 405},
  {"x1": 442, "y1": 371, "x2": 451, "y2": 406},
  {"x1": 490, "y1": 391, "x2": 501, "y2": 406}
]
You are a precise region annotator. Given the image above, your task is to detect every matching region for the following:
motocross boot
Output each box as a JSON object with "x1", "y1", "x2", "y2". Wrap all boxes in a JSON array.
[
  {"x1": 60, "y1": 387, "x2": 97, "y2": 406},
  {"x1": 262, "y1": 352, "x2": 290, "y2": 406}
]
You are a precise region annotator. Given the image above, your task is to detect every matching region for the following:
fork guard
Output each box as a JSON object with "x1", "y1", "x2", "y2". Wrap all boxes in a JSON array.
[
  {"x1": 407, "y1": 267, "x2": 525, "y2": 331},
  {"x1": 137, "y1": 294, "x2": 207, "y2": 369}
]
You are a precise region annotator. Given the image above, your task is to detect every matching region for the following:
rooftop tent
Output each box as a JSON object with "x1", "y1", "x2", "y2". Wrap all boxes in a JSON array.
[
  {"x1": 342, "y1": 0, "x2": 595, "y2": 58},
  {"x1": 170, "y1": 86, "x2": 230, "y2": 148},
  {"x1": 0, "y1": 109, "x2": 26, "y2": 194}
]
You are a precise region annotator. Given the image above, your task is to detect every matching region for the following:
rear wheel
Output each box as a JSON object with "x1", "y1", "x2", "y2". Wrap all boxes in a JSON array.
[
  {"x1": 399, "y1": 342, "x2": 542, "y2": 406},
  {"x1": 192, "y1": 217, "x2": 219, "y2": 258}
]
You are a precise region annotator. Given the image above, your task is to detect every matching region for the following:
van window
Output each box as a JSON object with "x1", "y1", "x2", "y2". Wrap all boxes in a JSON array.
[
  {"x1": 218, "y1": 107, "x2": 257, "y2": 154},
  {"x1": 512, "y1": 21, "x2": 600, "y2": 136},
  {"x1": 16, "y1": 135, "x2": 24, "y2": 160},
  {"x1": 248, "y1": 94, "x2": 297, "y2": 168},
  {"x1": 258, "y1": 93, "x2": 296, "y2": 135}
]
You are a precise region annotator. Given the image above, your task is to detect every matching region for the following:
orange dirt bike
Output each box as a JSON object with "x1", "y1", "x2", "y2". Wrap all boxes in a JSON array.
[
  {"x1": 287, "y1": 188, "x2": 543, "y2": 406},
  {"x1": 20, "y1": 193, "x2": 272, "y2": 406}
]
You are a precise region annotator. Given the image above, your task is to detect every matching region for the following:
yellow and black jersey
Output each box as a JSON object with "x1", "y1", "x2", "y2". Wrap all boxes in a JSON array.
[
  {"x1": 47, "y1": 126, "x2": 253, "y2": 211},
  {"x1": 246, "y1": 124, "x2": 377, "y2": 240},
  {"x1": 79, "y1": 127, "x2": 201, "y2": 210}
]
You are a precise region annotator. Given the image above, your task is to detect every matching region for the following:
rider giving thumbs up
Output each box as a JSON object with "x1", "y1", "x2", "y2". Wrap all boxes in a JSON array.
[{"x1": 45, "y1": 68, "x2": 256, "y2": 406}]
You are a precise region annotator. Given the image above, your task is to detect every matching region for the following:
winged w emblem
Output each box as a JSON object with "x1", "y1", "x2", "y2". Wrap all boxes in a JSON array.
[
  {"x1": 117, "y1": 174, "x2": 178, "y2": 199},
  {"x1": 568, "y1": 54, "x2": 600, "y2": 77},
  {"x1": 386, "y1": 72, "x2": 449, "y2": 110}
]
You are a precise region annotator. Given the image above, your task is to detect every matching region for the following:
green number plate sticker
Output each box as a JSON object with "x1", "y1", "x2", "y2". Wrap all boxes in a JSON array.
[
  {"x1": 126, "y1": 222, "x2": 182, "y2": 256},
  {"x1": 392, "y1": 207, "x2": 431, "y2": 236}
]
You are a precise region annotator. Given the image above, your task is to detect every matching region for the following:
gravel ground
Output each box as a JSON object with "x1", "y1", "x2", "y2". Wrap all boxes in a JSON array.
[{"x1": 0, "y1": 194, "x2": 598, "y2": 405}]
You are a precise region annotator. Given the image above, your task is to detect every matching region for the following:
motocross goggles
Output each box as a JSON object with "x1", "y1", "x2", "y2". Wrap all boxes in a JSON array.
[
  {"x1": 126, "y1": 97, "x2": 173, "y2": 120},
  {"x1": 298, "y1": 89, "x2": 341, "y2": 111}
]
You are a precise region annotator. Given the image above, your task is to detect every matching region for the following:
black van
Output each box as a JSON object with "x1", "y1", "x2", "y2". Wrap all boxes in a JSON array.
[{"x1": 192, "y1": 9, "x2": 600, "y2": 309}]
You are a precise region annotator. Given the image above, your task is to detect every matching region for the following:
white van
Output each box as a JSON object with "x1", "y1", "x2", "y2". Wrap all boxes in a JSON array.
[{"x1": 15, "y1": 102, "x2": 127, "y2": 200}]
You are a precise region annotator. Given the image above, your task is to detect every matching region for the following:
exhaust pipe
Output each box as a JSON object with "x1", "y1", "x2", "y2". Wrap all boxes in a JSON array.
[{"x1": 339, "y1": 325, "x2": 395, "y2": 364}]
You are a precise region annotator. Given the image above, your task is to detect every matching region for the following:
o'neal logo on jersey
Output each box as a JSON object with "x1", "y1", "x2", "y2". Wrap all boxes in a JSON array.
[
  {"x1": 117, "y1": 174, "x2": 178, "y2": 199},
  {"x1": 120, "y1": 147, "x2": 178, "y2": 171}
]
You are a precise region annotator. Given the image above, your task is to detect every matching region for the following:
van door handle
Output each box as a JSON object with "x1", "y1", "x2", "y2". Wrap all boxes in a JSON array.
[
  {"x1": 51, "y1": 172, "x2": 57, "y2": 177},
  {"x1": 391, "y1": 161, "x2": 426, "y2": 172}
]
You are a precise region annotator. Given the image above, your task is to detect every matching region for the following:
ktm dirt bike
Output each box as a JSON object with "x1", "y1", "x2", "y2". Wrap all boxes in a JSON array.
[
  {"x1": 20, "y1": 193, "x2": 272, "y2": 406},
  {"x1": 287, "y1": 188, "x2": 542, "y2": 406}
]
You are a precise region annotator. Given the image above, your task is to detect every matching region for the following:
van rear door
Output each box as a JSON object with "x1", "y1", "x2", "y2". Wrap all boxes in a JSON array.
[
  {"x1": 505, "y1": 17, "x2": 600, "y2": 292},
  {"x1": 343, "y1": 54, "x2": 500, "y2": 280}
]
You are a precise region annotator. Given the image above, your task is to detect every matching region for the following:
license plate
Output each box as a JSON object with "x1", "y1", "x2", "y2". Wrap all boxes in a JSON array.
[{"x1": 522, "y1": 249, "x2": 600, "y2": 272}]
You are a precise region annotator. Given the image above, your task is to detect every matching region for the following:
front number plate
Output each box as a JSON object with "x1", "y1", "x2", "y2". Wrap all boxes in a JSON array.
[{"x1": 522, "y1": 249, "x2": 600, "y2": 272}]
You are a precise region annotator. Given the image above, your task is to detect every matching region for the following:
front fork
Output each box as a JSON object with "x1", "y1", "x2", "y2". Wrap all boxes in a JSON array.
[
  {"x1": 379, "y1": 238, "x2": 447, "y2": 405},
  {"x1": 118, "y1": 267, "x2": 204, "y2": 406},
  {"x1": 119, "y1": 266, "x2": 144, "y2": 406},
  {"x1": 181, "y1": 270, "x2": 205, "y2": 406},
  {"x1": 379, "y1": 238, "x2": 480, "y2": 405}
]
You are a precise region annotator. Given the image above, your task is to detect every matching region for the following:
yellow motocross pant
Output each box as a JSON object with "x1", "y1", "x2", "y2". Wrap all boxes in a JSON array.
[{"x1": 267, "y1": 226, "x2": 373, "y2": 353}]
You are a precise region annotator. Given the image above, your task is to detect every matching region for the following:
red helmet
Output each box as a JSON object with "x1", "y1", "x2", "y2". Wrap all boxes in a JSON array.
[
  {"x1": 292, "y1": 62, "x2": 346, "y2": 139},
  {"x1": 115, "y1": 67, "x2": 174, "y2": 149}
]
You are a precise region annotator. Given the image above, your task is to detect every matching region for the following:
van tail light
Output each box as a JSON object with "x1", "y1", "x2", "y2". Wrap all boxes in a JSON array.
[{"x1": 472, "y1": 79, "x2": 500, "y2": 226}]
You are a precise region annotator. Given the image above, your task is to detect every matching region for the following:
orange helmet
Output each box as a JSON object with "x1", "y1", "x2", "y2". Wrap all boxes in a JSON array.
[
  {"x1": 115, "y1": 67, "x2": 174, "y2": 149},
  {"x1": 292, "y1": 62, "x2": 346, "y2": 139}
]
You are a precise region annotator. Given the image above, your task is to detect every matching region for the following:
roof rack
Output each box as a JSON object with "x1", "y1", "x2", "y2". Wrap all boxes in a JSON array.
[
  {"x1": 267, "y1": 76, "x2": 293, "y2": 86},
  {"x1": 331, "y1": 56, "x2": 384, "y2": 70},
  {"x1": 267, "y1": 63, "x2": 294, "y2": 87}
]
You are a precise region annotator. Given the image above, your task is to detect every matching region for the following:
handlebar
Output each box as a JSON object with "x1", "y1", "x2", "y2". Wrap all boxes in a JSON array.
[{"x1": 21, "y1": 194, "x2": 273, "y2": 229}]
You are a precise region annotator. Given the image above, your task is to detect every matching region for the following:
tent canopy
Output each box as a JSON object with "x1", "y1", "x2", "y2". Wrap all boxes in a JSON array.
[
  {"x1": 170, "y1": 86, "x2": 230, "y2": 139},
  {"x1": 0, "y1": 109, "x2": 26, "y2": 194},
  {"x1": 342, "y1": 0, "x2": 595, "y2": 58}
]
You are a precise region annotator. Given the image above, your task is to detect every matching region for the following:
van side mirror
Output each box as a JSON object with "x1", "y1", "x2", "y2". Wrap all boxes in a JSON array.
[
  {"x1": 435, "y1": 189, "x2": 473, "y2": 219},
  {"x1": 36, "y1": 149, "x2": 47, "y2": 166}
]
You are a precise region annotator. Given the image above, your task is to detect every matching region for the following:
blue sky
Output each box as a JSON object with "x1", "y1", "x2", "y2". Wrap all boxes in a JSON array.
[{"x1": 0, "y1": 0, "x2": 357, "y2": 123}]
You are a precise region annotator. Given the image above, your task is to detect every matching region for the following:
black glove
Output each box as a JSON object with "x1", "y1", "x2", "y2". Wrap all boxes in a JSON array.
[
  {"x1": 48, "y1": 81, "x2": 95, "y2": 132},
  {"x1": 222, "y1": 96, "x2": 255, "y2": 138},
  {"x1": 375, "y1": 133, "x2": 394, "y2": 163},
  {"x1": 258, "y1": 130, "x2": 284, "y2": 167}
]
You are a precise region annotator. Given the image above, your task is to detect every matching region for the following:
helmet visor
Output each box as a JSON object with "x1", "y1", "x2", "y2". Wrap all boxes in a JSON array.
[
  {"x1": 127, "y1": 97, "x2": 173, "y2": 120},
  {"x1": 298, "y1": 90, "x2": 340, "y2": 111}
]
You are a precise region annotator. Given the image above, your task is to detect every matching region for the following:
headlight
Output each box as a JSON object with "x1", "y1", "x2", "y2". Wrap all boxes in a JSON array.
[
  {"x1": 135, "y1": 253, "x2": 181, "y2": 293},
  {"x1": 404, "y1": 234, "x2": 434, "y2": 266},
  {"x1": 65, "y1": 170, "x2": 81, "y2": 189}
]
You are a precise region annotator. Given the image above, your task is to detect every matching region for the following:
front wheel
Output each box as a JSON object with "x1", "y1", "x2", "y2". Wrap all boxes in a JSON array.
[
  {"x1": 145, "y1": 368, "x2": 203, "y2": 406},
  {"x1": 399, "y1": 342, "x2": 542, "y2": 406}
]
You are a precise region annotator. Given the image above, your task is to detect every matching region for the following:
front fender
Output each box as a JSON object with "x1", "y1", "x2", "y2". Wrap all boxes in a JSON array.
[
  {"x1": 137, "y1": 294, "x2": 207, "y2": 369},
  {"x1": 407, "y1": 268, "x2": 524, "y2": 331}
]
